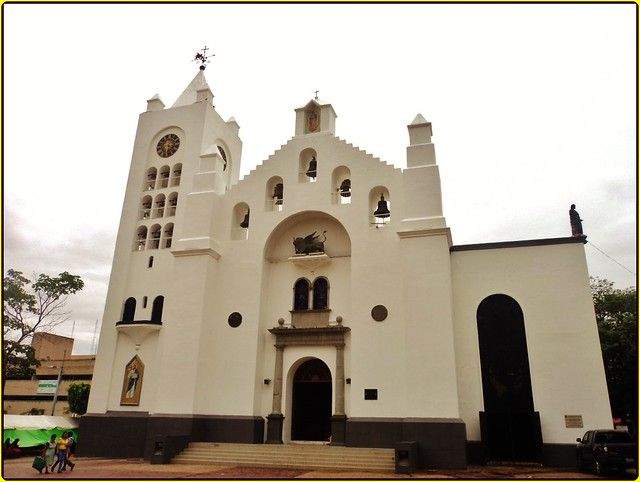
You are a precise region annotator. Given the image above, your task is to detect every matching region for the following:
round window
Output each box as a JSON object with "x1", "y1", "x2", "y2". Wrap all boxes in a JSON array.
[
  {"x1": 371, "y1": 305, "x2": 388, "y2": 322},
  {"x1": 228, "y1": 312, "x2": 242, "y2": 328}
]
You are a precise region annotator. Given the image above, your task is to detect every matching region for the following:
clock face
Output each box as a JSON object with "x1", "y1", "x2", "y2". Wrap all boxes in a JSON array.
[{"x1": 156, "y1": 134, "x2": 180, "y2": 158}]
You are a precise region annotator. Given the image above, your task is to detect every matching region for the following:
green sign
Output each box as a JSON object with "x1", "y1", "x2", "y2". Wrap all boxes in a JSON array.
[{"x1": 37, "y1": 380, "x2": 58, "y2": 394}]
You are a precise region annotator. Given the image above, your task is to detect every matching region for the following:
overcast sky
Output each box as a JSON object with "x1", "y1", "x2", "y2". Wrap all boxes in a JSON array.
[{"x1": 4, "y1": 4, "x2": 636, "y2": 354}]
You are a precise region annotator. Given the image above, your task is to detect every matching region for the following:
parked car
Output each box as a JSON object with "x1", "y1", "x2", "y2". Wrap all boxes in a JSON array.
[{"x1": 576, "y1": 430, "x2": 636, "y2": 475}]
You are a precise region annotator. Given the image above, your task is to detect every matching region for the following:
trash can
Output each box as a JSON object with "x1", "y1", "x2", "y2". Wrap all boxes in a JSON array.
[
  {"x1": 395, "y1": 440, "x2": 418, "y2": 474},
  {"x1": 150, "y1": 439, "x2": 166, "y2": 465}
]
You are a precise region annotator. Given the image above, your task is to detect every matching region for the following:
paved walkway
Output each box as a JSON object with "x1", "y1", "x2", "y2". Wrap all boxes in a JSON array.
[{"x1": 1, "y1": 456, "x2": 614, "y2": 479}]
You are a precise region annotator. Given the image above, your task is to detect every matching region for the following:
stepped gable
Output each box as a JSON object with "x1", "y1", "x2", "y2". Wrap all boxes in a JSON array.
[{"x1": 227, "y1": 134, "x2": 401, "y2": 198}]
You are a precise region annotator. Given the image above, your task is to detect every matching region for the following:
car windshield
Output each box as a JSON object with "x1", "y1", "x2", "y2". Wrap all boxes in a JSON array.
[{"x1": 594, "y1": 432, "x2": 632, "y2": 444}]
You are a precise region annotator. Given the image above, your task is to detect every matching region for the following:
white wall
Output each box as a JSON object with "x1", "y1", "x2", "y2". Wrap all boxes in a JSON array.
[{"x1": 451, "y1": 242, "x2": 612, "y2": 444}]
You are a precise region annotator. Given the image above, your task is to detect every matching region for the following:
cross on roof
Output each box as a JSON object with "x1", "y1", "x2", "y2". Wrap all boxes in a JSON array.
[
  {"x1": 194, "y1": 46, "x2": 214, "y2": 70},
  {"x1": 314, "y1": 90, "x2": 319, "y2": 100}
]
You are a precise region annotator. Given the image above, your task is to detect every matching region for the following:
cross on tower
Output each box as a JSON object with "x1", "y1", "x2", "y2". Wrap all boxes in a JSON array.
[
  {"x1": 314, "y1": 90, "x2": 319, "y2": 100},
  {"x1": 194, "y1": 46, "x2": 214, "y2": 70}
]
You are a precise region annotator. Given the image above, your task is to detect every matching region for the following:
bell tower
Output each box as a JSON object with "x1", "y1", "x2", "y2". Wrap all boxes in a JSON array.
[{"x1": 87, "y1": 53, "x2": 242, "y2": 418}]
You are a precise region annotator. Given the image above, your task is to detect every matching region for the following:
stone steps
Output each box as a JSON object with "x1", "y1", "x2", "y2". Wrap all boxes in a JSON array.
[{"x1": 173, "y1": 443, "x2": 395, "y2": 471}]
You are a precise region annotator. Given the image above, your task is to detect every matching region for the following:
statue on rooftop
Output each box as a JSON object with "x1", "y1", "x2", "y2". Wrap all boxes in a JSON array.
[{"x1": 569, "y1": 204, "x2": 584, "y2": 237}]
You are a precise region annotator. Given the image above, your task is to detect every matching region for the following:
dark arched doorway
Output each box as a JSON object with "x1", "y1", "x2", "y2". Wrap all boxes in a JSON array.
[
  {"x1": 291, "y1": 358, "x2": 332, "y2": 441},
  {"x1": 477, "y1": 294, "x2": 542, "y2": 462}
]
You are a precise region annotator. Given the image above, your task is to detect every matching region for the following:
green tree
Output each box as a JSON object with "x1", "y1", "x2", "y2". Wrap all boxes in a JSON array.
[
  {"x1": 67, "y1": 382, "x2": 91, "y2": 415},
  {"x1": 2, "y1": 269, "x2": 84, "y2": 391},
  {"x1": 590, "y1": 277, "x2": 637, "y2": 433}
]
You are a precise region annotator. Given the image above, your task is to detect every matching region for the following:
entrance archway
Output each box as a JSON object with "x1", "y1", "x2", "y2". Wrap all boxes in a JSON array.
[
  {"x1": 291, "y1": 358, "x2": 332, "y2": 441},
  {"x1": 477, "y1": 294, "x2": 541, "y2": 462}
]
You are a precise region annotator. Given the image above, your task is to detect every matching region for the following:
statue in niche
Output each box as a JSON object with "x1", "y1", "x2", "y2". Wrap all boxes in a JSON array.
[
  {"x1": 569, "y1": 204, "x2": 584, "y2": 237},
  {"x1": 120, "y1": 355, "x2": 144, "y2": 406},
  {"x1": 306, "y1": 108, "x2": 320, "y2": 133},
  {"x1": 293, "y1": 230, "x2": 327, "y2": 255}
]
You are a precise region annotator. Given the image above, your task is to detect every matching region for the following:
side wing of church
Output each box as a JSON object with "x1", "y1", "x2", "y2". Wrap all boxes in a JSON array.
[{"x1": 80, "y1": 70, "x2": 612, "y2": 469}]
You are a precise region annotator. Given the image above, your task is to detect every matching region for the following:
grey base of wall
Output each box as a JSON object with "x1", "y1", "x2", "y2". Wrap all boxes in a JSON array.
[
  {"x1": 78, "y1": 412, "x2": 264, "y2": 460},
  {"x1": 345, "y1": 417, "x2": 467, "y2": 469},
  {"x1": 466, "y1": 441, "x2": 578, "y2": 468}
]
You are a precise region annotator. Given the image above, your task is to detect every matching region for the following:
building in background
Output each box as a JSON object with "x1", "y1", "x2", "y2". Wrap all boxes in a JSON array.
[{"x1": 3, "y1": 333, "x2": 95, "y2": 416}]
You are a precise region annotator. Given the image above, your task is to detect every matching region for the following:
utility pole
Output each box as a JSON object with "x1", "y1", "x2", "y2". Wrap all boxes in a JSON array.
[{"x1": 50, "y1": 349, "x2": 67, "y2": 416}]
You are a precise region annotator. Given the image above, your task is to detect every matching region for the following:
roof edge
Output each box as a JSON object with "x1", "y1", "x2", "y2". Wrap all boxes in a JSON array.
[{"x1": 450, "y1": 235, "x2": 587, "y2": 252}]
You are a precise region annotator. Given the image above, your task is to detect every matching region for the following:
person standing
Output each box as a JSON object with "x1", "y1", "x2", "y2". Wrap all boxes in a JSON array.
[
  {"x1": 43, "y1": 434, "x2": 57, "y2": 474},
  {"x1": 51, "y1": 433, "x2": 69, "y2": 473},
  {"x1": 63, "y1": 432, "x2": 76, "y2": 471}
]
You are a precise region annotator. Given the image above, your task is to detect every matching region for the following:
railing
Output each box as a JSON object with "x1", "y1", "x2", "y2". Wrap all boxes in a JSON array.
[
  {"x1": 170, "y1": 176, "x2": 181, "y2": 187},
  {"x1": 139, "y1": 209, "x2": 152, "y2": 220},
  {"x1": 157, "y1": 177, "x2": 169, "y2": 189},
  {"x1": 166, "y1": 205, "x2": 176, "y2": 217},
  {"x1": 153, "y1": 207, "x2": 165, "y2": 218},
  {"x1": 144, "y1": 180, "x2": 156, "y2": 191},
  {"x1": 116, "y1": 319, "x2": 163, "y2": 326},
  {"x1": 163, "y1": 237, "x2": 173, "y2": 249},
  {"x1": 148, "y1": 238, "x2": 160, "y2": 249}
]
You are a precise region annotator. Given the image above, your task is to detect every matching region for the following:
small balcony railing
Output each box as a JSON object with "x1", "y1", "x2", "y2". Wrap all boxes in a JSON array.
[
  {"x1": 148, "y1": 238, "x2": 160, "y2": 249},
  {"x1": 170, "y1": 176, "x2": 181, "y2": 187},
  {"x1": 139, "y1": 208, "x2": 151, "y2": 220},
  {"x1": 166, "y1": 205, "x2": 176, "y2": 217},
  {"x1": 153, "y1": 207, "x2": 165, "y2": 218}
]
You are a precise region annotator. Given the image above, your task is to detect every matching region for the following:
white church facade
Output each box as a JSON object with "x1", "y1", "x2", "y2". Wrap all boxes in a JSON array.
[{"x1": 81, "y1": 67, "x2": 613, "y2": 468}]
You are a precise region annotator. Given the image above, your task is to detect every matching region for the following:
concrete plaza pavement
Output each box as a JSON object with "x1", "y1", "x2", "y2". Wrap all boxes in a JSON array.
[{"x1": 1, "y1": 456, "x2": 619, "y2": 479}]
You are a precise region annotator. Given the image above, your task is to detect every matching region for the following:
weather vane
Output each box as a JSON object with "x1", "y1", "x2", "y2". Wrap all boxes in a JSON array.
[
  {"x1": 314, "y1": 90, "x2": 319, "y2": 100},
  {"x1": 193, "y1": 46, "x2": 214, "y2": 71}
]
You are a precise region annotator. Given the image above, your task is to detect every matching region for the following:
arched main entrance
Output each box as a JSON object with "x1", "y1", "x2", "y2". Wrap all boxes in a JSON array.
[
  {"x1": 477, "y1": 294, "x2": 542, "y2": 462},
  {"x1": 291, "y1": 358, "x2": 332, "y2": 441}
]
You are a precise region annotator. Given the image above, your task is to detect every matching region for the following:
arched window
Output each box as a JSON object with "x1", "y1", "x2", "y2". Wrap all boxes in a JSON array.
[
  {"x1": 217, "y1": 146, "x2": 228, "y2": 172},
  {"x1": 369, "y1": 186, "x2": 391, "y2": 227},
  {"x1": 134, "y1": 226, "x2": 148, "y2": 251},
  {"x1": 162, "y1": 223, "x2": 174, "y2": 249},
  {"x1": 167, "y1": 192, "x2": 178, "y2": 217},
  {"x1": 331, "y1": 166, "x2": 351, "y2": 204},
  {"x1": 151, "y1": 296, "x2": 164, "y2": 323},
  {"x1": 144, "y1": 168, "x2": 157, "y2": 191},
  {"x1": 158, "y1": 165, "x2": 170, "y2": 189},
  {"x1": 148, "y1": 224, "x2": 161, "y2": 249},
  {"x1": 299, "y1": 148, "x2": 318, "y2": 183},
  {"x1": 293, "y1": 279, "x2": 310, "y2": 311},
  {"x1": 266, "y1": 176, "x2": 284, "y2": 212},
  {"x1": 170, "y1": 163, "x2": 182, "y2": 187},
  {"x1": 140, "y1": 196, "x2": 152, "y2": 220},
  {"x1": 122, "y1": 297, "x2": 136, "y2": 323},
  {"x1": 312, "y1": 277, "x2": 329, "y2": 310},
  {"x1": 232, "y1": 202, "x2": 250, "y2": 240},
  {"x1": 153, "y1": 194, "x2": 166, "y2": 218}
]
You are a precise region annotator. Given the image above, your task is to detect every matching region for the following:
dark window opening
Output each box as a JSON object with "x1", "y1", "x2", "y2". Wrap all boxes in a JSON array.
[
  {"x1": 151, "y1": 296, "x2": 164, "y2": 323},
  {"x1": 364, "y1": 389, "x2": 378, "y2": 400},
  {"x1": 148, "y1": 256, "x2": 154, "y2": 268},
  {"x1": 143, "y1": 296, "x2": 148, "y2": 308},
  {"x1": 312, "y1": 278, "x2": 329, "y2": 310},
  {"x1": 122, "y1": 297, "x2": 136, "y2": 323},
  {"x1": 293, "y1": 279, "x2": 310, "y2": 311}
]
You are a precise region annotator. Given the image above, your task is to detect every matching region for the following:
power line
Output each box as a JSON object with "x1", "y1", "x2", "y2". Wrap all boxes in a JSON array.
[{"x1": 587, "y1": 241, "x2": 636, "y2": 276}]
